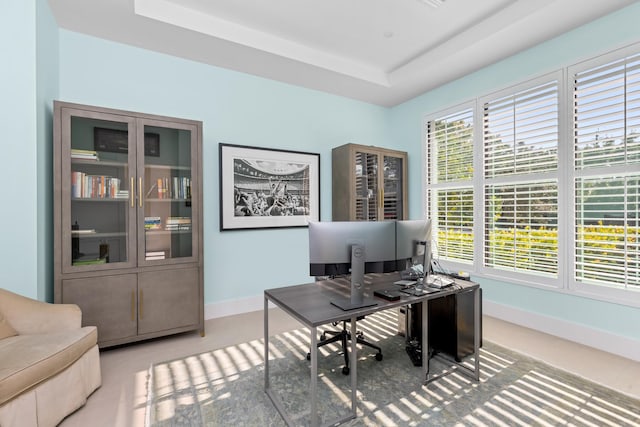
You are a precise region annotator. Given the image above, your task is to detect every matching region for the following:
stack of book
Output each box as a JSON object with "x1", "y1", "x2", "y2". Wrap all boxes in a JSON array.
[
  {"x1": 165, "y1": 216, "x2": 191, "y2": 231},
  {"x1": 72, "y1": 254, "x2": 107, "y2": 266},
  {"x1": 71, "y1": 149, "x2": 98, "y2": 160},
  {"x1": 115, "y1": 190, "x2": 129, "y2": 199},
  {"x1": 145, "y1": 251, "x2": 167, "y2": 261},
  {"x1": 144, "y1": 216, "x2": 161, "y2": 230}
]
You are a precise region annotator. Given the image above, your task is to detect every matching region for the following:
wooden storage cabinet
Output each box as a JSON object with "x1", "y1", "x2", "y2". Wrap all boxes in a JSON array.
[
  {"x1": 332, "y1": 143, "x2": 408, "y2": 221},
  {"x1": 53, "y1": 101, "x2": 204, "y2": 348}
]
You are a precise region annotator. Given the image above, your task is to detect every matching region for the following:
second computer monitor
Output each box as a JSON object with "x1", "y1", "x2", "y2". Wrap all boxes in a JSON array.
[{"x1": 395, "y1": 219, "x2": 433, "y2": 276}]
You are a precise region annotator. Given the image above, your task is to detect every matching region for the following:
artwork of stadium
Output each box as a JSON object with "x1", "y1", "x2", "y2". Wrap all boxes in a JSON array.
[
  {"x1": 233, "y1": 159, "x2": 310, "y2": 217},
  {"x1": 219, "y1": 144, "x2": 320, "y2": 230}
]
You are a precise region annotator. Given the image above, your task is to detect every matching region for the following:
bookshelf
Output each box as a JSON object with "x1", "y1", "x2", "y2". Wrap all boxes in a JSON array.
[{"x1": 53, "y1": 101, "x2": 204, "y2": 348}]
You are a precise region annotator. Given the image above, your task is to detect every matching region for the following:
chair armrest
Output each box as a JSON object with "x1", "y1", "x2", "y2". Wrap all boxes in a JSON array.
[{"x1": 0, "y1": 289, "x2": 82, "y2": 334}]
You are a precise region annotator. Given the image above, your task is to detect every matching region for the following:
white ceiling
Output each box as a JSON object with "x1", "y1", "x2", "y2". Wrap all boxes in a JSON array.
[{"x1": 48, "y1": 0, "x2": 635, "y2": 106}]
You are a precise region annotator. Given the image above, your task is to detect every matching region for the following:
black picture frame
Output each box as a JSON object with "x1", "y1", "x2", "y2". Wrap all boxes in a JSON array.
[
  {"x1": 219, "y1": 143, "x2": 320, "y2": 230},
  {"x1": 94, "y1": 127, "x2": 160, "y2": 157}
]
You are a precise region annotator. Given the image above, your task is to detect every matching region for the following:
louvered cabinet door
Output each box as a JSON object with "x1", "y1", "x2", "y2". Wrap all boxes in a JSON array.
[{"x1": 332, "y1": 143, "x2": 407, "y2": 221}]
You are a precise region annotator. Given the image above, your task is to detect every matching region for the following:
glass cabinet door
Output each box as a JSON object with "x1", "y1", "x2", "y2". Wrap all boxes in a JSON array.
[
  {"x1": 138, "y1": 120, "x2": 198, "y2": 265},
  {"x1": 354, "y1": 151, "x2": 379, "y2": 220},
  {"x1": 61, "y1": 110, "x2": 136, "y2": 273},
  {"x1": 382, "y1": 155, "x2": 405, "y2": 220}
]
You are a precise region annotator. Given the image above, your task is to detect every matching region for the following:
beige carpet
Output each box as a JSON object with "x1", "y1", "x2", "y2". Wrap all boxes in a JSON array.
[{"x1": 146, "y1": 310, "x2": 640, "y2": 426}]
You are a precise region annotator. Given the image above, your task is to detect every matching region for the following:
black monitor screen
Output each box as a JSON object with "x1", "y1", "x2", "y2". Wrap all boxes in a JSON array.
[{"x1": 309, "y1": 221, "x2": 397, "y2": 276}]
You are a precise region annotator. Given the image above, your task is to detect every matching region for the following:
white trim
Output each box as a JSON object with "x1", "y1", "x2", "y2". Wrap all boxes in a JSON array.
[
  {"x1": 205, "y1": 295, "x2": 274, "y2": 320},
  {"x1": 484, "y1": 300, "x2": 640, "y2": 362}
]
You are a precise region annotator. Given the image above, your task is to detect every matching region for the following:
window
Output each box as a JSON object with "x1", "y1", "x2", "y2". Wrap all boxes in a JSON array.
[
  {"x1": 426, "y1": 107, "x2": 474, "y2": 264},
  {"x1": 571, "y1": 51, "x2": 640, "y2": 291},
  {"x1": 425, "y1": 45, "x2": 640, "y2": 304},
  {"x1": 482, "y1": 79, "x2": 559, "y2": 277}
]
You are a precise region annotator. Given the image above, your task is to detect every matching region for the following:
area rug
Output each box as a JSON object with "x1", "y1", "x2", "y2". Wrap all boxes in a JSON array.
[{"x1": 145, "y1": 310, "x2": 640, "y2": 426}]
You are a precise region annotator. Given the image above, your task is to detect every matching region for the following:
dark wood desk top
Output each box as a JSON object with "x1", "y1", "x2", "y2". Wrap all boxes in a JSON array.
[{"x1": 265, "y1": 272, "x2": 478, "y2": 328}]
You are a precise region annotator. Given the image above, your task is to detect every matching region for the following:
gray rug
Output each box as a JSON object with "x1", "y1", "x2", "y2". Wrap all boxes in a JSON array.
[{"x1": 146, "y1": 310, "x2": 640, "y2": 426}]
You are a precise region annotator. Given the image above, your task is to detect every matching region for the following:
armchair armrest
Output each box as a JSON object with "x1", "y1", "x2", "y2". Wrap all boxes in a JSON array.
[{"x1": 0, "y1": 288, "x2": 81, "y2": 334}]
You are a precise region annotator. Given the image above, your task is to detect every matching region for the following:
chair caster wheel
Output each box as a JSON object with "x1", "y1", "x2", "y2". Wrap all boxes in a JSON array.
[
  {"x1": 342, "y1": 366, "x2": 350, "y2": 375},
  {"x1": 320, "y1": 333, "x2": 326, "y2": 340},
  {"x1": 375, "y1": 353, "x2": 383, "y2": 361},
  {"x1": 306, "y1": 353, "x2": 311, "y2": 361}
]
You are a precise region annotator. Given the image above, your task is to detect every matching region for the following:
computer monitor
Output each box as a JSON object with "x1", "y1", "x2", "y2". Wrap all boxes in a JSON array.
[
  {"x1": 395, "y1": 219, "x2": 433, "y2": 278},
  {"x1": 308, "y1": 221, "x2": 396, "y2": 310}
]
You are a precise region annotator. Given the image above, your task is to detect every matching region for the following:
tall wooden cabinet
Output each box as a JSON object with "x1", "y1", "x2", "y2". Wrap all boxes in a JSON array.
[
  {"x1": 53, "y1": 101, "x2": 204, "y2": 348},
  {"x1": 332, "y1": 143, "x2": 408, "y2": 221}
]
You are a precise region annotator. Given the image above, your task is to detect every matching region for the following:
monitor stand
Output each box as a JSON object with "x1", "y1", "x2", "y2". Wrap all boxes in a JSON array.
[{"x1": 331, "y1": 244, "x2": 378, "y2": 311}]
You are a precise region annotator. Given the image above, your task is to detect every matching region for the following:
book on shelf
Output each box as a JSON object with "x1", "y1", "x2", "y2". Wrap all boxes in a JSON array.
[
  {"x1": 154, "y1": 176, "x2": 191, "y2": 199},
  {"x1": 71, "y1": 172, "x2": 121, "y2": 199},
  {"x1": 144, "y1": 216, "x2": 161, "y2": 230},
  {"x1": 157, "y1": 178, "x2": 170, "y2": 199},
  {"x1": 165, "y1": 216, "x2": 191, "y2": 231},
  {"x1": 72, "y1": 254, "x2": 107, "y2": 266},
  {"x1": 145, "y1": 250, "x2": 167, "y2": 261},
  {"x1": 71, "y1": 149, "x2": 98, "y2": 160},
  {"x1": 71, "y1": 229, "x2": 96, "y2": 235},
  {"x1": 172, "y1": 176, "x2": 191, "y2": 199}
]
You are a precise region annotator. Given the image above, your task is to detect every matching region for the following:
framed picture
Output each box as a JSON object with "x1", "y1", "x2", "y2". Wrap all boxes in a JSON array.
[{"x1": 219, "y1": 143, "x2": 320, "y2": 230}]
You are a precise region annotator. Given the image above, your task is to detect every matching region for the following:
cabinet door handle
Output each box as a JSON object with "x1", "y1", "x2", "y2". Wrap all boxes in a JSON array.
[
  {"x1": 139, "y1": 177, "x2": 143, "y2": 207},
  {"x1": 130, "y1": 177, "x2": 135, "y2": 208},
  {"x1": 139, "y1": 289, "x2": 144, "y2": 319},
  {"x1": 130, "y1": 291, "x2": 135, "y2": 321}
]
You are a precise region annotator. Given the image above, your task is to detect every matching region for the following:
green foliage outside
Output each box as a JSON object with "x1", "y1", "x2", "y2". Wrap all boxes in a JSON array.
[
  {"x1": 438, "y1": 223, "x2": 638, "y2": 287},
  {"x1": 431, "y1": 116, "x2": 639, "y2": 288}
]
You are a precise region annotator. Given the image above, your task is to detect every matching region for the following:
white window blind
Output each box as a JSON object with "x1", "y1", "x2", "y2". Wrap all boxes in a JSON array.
[
  {"x1": 483, "y1": 80, "x2": 559, "y2": 276},
  {"x1": 427, "y1": 108, "x2": 474, "y2": 263},
  {"x1": 573, "y1": 53, "x2": 640, "y2": 290}
]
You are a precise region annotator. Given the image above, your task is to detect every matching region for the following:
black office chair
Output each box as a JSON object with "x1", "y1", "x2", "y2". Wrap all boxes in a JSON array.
[{"x1": 307, "y1": 316, "x2": 383, "y2": 375}]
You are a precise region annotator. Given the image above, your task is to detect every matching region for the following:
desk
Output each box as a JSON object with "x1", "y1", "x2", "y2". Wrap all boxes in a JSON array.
[{"x1": 264, "y1": 273, "x2": 480, "y2": 427}]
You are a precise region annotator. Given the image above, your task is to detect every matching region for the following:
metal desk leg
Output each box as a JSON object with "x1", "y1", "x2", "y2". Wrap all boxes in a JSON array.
[
  {"x1": 422, "y1": 301, "x2": 429, "y2": 383},
  {"x1": 350, "y1": 315, "x2": 357, "y2": 416},
  {"x1": 264, "y1": 296, "x2": 269, "y2": 391},
  {"x1": 310, "y1": 326, "x2": 318, "y2": 427}
]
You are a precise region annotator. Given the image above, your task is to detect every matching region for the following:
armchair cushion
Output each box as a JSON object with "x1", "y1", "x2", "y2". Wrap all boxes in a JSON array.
[
  {"x1": 0, "y1": 326, "x2": 97, "y2": 406},
  {"x1": 0, "y1": 313, "x2": 17, "y2": 340}
]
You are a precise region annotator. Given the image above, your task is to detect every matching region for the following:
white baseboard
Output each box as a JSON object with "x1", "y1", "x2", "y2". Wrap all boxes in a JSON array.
[
  {"x1": 206, "y1": 296, "x2": 640, "y2": 362},
  {"x1": 484, "y1": 300, "x2": 640, "y2": 362},
  {"x1": 204, "y1": 295, "x2": 268, "y2": 320}
]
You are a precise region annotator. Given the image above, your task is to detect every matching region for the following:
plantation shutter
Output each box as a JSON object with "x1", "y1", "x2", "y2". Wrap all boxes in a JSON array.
[
  {"x1": 427, "y1": 108, "x2": 474, "y2": 263},
  {"x1": 573, "y1": 54, "x2": 640, "y2": 289},
  {"x1": 482, "y1": 80, "x2": 559, "y2": 276}
]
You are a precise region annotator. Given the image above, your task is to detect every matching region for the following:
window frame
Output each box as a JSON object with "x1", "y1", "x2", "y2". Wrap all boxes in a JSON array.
[
  {"x1": 423, "y1": 101, "x2": 477, "y2": 274},
  {"x1": 423, "y1": 56, "x2": 639, "y2": 307},
  {"x1": 567, "y1": 45, "x2": 640, "y2": 304},
  {"x1": 477, "y1": 71, "x2": 565, "y2": 288}
]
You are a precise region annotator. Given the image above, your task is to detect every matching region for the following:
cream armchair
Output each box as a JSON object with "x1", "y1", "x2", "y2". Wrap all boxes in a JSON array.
[{"x1": 0, "y1": 288, "x2": 101, "y2": 427}]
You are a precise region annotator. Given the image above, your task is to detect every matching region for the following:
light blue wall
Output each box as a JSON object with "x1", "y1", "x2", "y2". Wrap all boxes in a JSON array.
[
  {"x1": 58, "y1": 31, "x2": 390, "y2": 304},
  {"x1": 36, "y1": 0, "x2": 59, "y2": 302},
  {"x1": 389, "y1": 3, "x2": 640, "y2": 341},
  {"x1": 0, "y1": 0, "x2": 39, "y2": 299}
]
